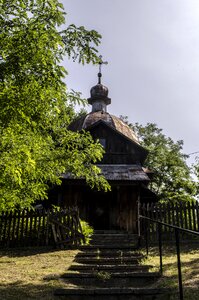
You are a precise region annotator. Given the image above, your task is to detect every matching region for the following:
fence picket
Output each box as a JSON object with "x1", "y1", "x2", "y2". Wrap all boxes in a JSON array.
[
  {"x1": 192, "y1": 202, "x2": 197, "y2": 232},
  {"x1": 7, "y1": 211, "x2": 12, "y2": 247},
  {"x1": 140, "y1": 200, "x2": 199, "y2": 242},
  {"x1": 0, "y1": 207, "x2": 84, "y2": 248},
  {"x1": 196, "y1": 202, "x2": 199, "y2": 231}
]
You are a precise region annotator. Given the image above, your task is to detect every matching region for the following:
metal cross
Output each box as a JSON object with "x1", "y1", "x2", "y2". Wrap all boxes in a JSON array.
[{"x1": 98, "y1": 55, "x2": 108, "y2": 84}]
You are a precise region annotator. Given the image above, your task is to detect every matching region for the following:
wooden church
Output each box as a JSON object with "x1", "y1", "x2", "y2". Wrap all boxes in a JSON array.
[{"x1": 49, "y1": 68, "x2": 156, "y2": 233}]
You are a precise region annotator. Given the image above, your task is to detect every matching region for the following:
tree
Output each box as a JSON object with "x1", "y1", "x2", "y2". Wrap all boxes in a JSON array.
[
  {"x1": 193, "y1": 158, "x2": 199, "y2": 197},
  {"x1": 0, "y1": 0, "x2": 110, "y2": 212},
  {"x1": 120, "y1": 117, "x2": 196, "y2": 202}
]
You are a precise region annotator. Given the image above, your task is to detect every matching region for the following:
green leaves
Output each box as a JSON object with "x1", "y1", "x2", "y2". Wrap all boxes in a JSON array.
[
  {"x1": 120, "y1": 116, "x2": 196, "y2": 202},
  {"x1": 0, "y1": 0, "x2": 108, "y2": 212},
  {"x1": 133, "y1": 122, "x2": 196, "y2": 202},
  {"x1": 61, "y1": 24, "x2": 101, "y2": 64}
]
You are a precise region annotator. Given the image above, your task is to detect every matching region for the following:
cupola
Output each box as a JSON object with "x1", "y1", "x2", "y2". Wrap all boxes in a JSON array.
[{"x1": 87, "y1": 57, "x2": 111, "y2": 112}]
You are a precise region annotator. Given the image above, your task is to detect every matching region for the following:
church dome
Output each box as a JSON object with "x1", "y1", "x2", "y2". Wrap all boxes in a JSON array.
[
  {"x1": 90, "y1": 83, "x2": 109, "y2": 99},
  {"x1": 69, "y1": 111, "x2": 140, "y2": 145},
  {"x1": 69, "y1": 62, "x2": 140, "y2": 145}
]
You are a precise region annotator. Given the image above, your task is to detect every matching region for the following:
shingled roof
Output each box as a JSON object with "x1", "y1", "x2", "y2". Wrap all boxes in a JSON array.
[
  {"x1": 69, "y1": 111, "x2": 140, "y2": 145},
  {"x1": 62, "y1": 164, "x2": 150, "y2": 182}
]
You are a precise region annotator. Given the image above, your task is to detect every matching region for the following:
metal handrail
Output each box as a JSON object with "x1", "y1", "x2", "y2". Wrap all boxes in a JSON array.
[{"x1": 139, "y1": 215, "x2": 199, "y2": 300}]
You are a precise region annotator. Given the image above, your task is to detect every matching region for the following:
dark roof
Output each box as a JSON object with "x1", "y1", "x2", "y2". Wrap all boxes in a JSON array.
[
  {"x1": 69, "y1": 111, "x2": 139, "y2": 145},
  {"x1": 62, "y1": 164, "x2": 150, "y2": 182}
]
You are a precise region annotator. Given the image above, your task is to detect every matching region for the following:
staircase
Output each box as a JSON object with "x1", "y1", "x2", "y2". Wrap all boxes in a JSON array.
[{"x1": 54, "y1": 231, "x2": 173, "y2": 299}]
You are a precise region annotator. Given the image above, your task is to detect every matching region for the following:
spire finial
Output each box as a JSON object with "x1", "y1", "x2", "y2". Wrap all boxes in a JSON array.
[{"x1": 98, "y1": 55, "x2": 108, "y2": 84}]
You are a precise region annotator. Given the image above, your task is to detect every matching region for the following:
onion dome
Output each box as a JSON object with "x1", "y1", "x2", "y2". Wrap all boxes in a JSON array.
[
  {"x1": 90, "y1": 83, "x2": 109, "y2": 99},
  {"x1": 70, "y1": 66, "x2": 140, "y2": 144},
  {"x1": 88, "y1": 72, "x2": 111, "y2": 112}
]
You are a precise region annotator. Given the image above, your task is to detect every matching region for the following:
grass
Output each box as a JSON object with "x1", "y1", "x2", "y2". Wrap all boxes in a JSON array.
[
  {"x1": 142, "y1": 244, "x2": 199, "y2": 300},
  {"x1": 0, "y1": 244, "x2": 198, "y2": 299},
  {"x1": 0, "y1": 247, "x2": 78, "y2": 300}
]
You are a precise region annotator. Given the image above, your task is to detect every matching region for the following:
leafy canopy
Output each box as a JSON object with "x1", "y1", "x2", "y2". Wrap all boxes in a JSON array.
[
  {"x1": 120, "y1": 117, "x2": 196, "y2": 202},
  {"x1": 0, "y1": 0, "x2": 110, "y2": 212}
]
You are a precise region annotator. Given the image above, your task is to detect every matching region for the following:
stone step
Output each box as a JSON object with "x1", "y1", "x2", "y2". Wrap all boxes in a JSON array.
[
  {"x1": 88, "y1": 243, "x2": 138, "y2": 248},
  {"x1": 90, "y1": 234, "x2": 138, "y2": 243},
  {"x1": 90, "y1": 233, "x2": 138, "y2": 239},
  {"x1": 79, "y1": 244, "x2": 138, "y2": 250},
  {"x1": 94, "y1": 230, "x2": 128, "y2": 234},
  {"x1": 76, "y1": 250, "x2": 143, "y2": 258},
  {"x1": 89, "y1": 240, "x2": 137, "y2": 245},
  {"x1": 61, "y1": 271, "x2": 161, "y2": 288},
  {"x1": 75, "y1": 257, "x2": 142, "y2": 265},
  {"x1": 90, "y1": 239, "x2": 137, "y2": 243},
  {"x1": 54, "y1": 287, "x2": 174, "y2": 299},
  {"x1": 69, "y1": 263, "x2": 151, "y2": 273}
]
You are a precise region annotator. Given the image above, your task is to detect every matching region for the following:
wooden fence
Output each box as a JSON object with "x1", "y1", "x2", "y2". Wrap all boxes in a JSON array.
[
  {"x1": 140, "y1": 201, "x2": 199, "y2": 241},
  {"x1": 0, "y1": 207, "x2": 84, "y2": 248}
]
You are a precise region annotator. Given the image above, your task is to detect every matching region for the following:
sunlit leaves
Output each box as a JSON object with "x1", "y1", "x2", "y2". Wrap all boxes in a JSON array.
[
  {"x1": 120, "y1": 116, "x2": 196, "y2": 202},
  {"x1": 0, "y1": 0, "x2": 109, "y2": 212},
  {"x1": 133, "y1": 123, "x2": 196, "y2": 202},
  {"x1": 61, "y1": 24, "x2": 101, "y2": 64}
]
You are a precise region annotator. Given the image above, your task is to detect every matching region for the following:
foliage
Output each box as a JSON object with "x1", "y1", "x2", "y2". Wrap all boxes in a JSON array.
[
  {"x1": 96, "y1": 271, "x2": 111, "y2": 281},
  {"x1": 120, "y1": 117, "x2": 196, "y2": 202},
  {"x1": 0, "y1": 0, "x2": 110, "y2": 212},
  {"x1": 80, "y1": 219, "x2": 94, "y2": 244},
  {"x1": 193, "y1": 158, "x2": 199, "y2": 197}
]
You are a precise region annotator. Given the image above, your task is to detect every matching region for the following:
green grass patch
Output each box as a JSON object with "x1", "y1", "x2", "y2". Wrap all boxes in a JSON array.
[
  {"x1": 142, "y1": 244, "x2": 199, "y2": 300},
  {"x1": 0, "y1": 247, "x2": 78, "y2": 299}
]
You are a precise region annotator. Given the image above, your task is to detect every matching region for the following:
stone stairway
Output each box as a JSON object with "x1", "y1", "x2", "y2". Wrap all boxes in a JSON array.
[{"x1": 54, "y1": 231, "x2": 173, "y2": 299}]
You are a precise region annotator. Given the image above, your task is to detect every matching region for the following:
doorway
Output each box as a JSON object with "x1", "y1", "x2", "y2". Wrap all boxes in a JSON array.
[{"x1": 87, "y1": 191, "x2": 110, "y2": 230}]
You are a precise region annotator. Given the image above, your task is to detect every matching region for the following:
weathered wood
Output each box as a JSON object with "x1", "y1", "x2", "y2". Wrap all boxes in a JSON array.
[
  {"x1": 0, "y1": 207, "x2": 84, "y2": 248},
  {"x1": 25, "y1": 210, "x2": 29, "y2": 244},
  {"x1": 7, "y1": 211, "x2": 12, "y2": 247},
  {"x1": 192, "y1": 202, "x2": 197, "y2": 232},
  {"x1": 49, "y1": 212, "x2": 84, "y2": 248},
  {"x1": 3, "y1": 212, "x2": 8, "y2": 244},
  {"x1": 140, "y1": 201, "x2": 199, "y2": 242},
  {"x1": 20, "y1": 210, "x2": 25, "y2": 242},
  {"x1": 196, "y1": 202, "x2": 199, "y2": 231},
  {"x1": 11, "y1": 211, "x2": 17, "y2": 246},
  {"x1": 187, "y1": 202, "x2": 192, "y2": 230}
]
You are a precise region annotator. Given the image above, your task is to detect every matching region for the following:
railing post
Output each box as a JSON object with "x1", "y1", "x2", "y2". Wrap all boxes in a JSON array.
[
  {"x1": 175, "y1": 228, "x2": 183, "y2": 300},
  {"x1": 145, "y1": 219, "x2": 149, "y2": 256},
  {"x1": 158, "y1": 222, "x2": 163, "y2": 275},
  {"x1": 137, "y1": 195, "x2": 141, "y2": 247},
  {"x1": 45, "y1": 209, "x2": 50, "y2": 246}
]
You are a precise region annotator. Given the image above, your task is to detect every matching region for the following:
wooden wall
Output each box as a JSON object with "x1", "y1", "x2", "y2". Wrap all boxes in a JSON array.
[
  {"x1": 56, "y1": 182, "x2": 139, "y2": 233},
  {"x1": 89, "y1": 123, "x2": 146, "y2": 164}
]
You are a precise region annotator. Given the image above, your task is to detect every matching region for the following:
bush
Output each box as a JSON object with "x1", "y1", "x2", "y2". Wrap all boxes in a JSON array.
[{"x1": 80, "y1": 220, "x2": 94, "y2": 244}]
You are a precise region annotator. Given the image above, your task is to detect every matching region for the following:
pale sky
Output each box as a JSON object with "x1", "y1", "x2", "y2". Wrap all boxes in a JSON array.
[{"x1": 62, "y1": 0, "x2": 199, "y2": 165}]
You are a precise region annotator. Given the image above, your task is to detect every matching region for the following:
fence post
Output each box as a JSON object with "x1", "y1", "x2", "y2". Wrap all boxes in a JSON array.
[
  {"x1": 158, "y1": 223, "x2": 163, "y2": 275},
  {"x1": 137, "y1": 194, "x2": 141, "y2": 247},
  {"x1": 145, "y1": 219, "x2": 149, "y2": 256},
  {"x1": 175, "y1": 228, "x2": 183, "y2": 300},
  {"x1": 45, "y1": 209, "x2": 50, "y2": 246}
]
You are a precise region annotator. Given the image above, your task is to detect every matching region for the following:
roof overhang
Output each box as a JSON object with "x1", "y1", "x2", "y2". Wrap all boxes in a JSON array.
[{"x1": 62, "y1": 164, "x2": 150, "y2": 182}]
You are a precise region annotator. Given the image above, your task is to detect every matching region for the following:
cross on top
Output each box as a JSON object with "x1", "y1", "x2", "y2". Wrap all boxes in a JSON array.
[{"x1": 98, "y1": 55, "x2": 108, "y2": 84}]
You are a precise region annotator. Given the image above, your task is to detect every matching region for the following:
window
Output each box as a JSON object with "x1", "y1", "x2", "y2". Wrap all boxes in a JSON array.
[{"x1": 99, "y1": 138, "x2": 106, "y2": 148}]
